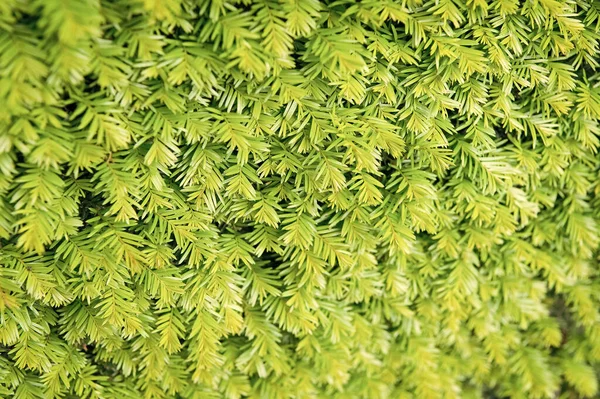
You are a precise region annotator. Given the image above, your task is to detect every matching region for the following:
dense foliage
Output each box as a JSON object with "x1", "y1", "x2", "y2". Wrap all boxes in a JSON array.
[{"x1": 1, "y1": 0, "x2": 600, "y2": 398}]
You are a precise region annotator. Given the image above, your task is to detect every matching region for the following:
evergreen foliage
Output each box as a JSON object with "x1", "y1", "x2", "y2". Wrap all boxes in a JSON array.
[{"x1": 1, "y1": 0, "x2": 600, "y2": 398}]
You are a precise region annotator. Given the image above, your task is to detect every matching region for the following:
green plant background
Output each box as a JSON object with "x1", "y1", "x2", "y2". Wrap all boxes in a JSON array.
[{"x1": 1, "y1": 0, "x2": 600, "y2": 398}]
